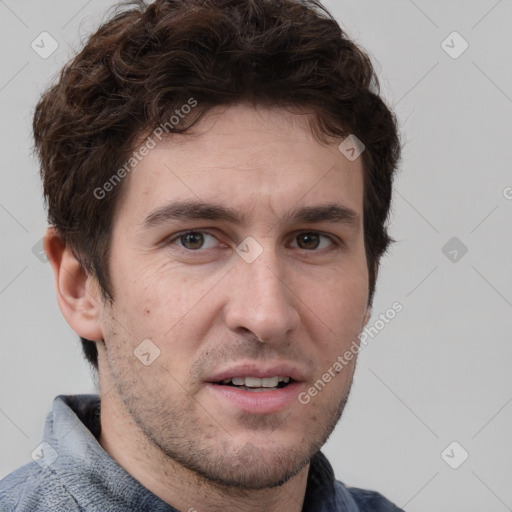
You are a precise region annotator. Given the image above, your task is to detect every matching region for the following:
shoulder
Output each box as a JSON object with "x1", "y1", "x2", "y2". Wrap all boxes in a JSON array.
[
  {"x1": 0, "y1": 462, "x2": 80, "y2": 512},
  {"x1": 334, "y1": 481, "x2": 405, "y2": 512}
]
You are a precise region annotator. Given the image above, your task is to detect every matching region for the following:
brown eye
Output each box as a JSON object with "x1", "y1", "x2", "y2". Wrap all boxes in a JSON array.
[
  {"x1": 292, "y1": 232, "x2": 335, "y2": 251},
  {"x1": 169, "y1": 231, "x2": 222, "y2": 253},
  {"x1": 296, "y1": 232, "x2": 320, "y2": 250},
  {"x1": 180, "y1": 232, "x2": 205, "y2": 250}
]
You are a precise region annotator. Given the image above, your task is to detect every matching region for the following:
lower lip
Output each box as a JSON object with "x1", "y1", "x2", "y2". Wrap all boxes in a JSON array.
[{"x1": 205, "y1": 382, "x2": 303, "y2": 414}]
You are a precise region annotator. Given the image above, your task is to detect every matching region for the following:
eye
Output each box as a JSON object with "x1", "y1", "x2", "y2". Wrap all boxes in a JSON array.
[
  {"x1": 170, "y1": 231, "x2": 219, "y2": 250},
  {"x1": 292, "y1": 232, "x2": 336, "y2": 250}
]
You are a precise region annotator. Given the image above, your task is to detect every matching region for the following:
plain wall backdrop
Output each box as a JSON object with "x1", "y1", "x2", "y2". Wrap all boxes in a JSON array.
[{"x1": 0, "y1": 1, "x2": 511, "y2": 510}]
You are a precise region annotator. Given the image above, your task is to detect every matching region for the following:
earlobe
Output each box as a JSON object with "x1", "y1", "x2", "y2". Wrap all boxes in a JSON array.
[{"x1": 44, "y1": 227, "x2": 104, "y2": 342}]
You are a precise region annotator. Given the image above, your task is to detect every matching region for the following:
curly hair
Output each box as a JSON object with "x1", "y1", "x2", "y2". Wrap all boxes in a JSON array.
[{"x1": 33, "y1": 0, "x2": 401, "y2": 369}]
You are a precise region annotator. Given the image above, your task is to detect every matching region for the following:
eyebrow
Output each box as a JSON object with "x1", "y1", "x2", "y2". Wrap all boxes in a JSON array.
[
  {"x1": 142, "y1": 201, "x2": 242, "y2": 228},
  {"x1": 284, "y1": 203, "x2": 360, "y2": 227},
  {"x1": 141, "y1": 200, "x2": 360, "y2": 229}
]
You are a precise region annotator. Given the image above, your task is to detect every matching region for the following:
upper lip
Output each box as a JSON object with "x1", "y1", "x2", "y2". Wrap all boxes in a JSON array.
[{"x1": 205, "y1": 362, "x2": 307, "y2": 383}]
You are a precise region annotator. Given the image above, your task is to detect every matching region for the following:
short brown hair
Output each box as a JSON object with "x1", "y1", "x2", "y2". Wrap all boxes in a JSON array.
[{"x1": 34, "y1": 0, "x2": 401, "y2": 369}]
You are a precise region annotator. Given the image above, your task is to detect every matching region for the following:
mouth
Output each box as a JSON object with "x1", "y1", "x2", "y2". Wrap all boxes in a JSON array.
[
  {"x1": 214, "y1": 376, "x2": 294, "y2": 392},
  {"x1": 204, "y1": 364, "x2": 305, "y2": 414}
]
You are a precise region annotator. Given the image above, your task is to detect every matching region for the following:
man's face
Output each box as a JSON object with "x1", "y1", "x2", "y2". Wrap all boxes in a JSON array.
[{"x1": 98, "y1": 104, "x2": 370, "y2": 489}]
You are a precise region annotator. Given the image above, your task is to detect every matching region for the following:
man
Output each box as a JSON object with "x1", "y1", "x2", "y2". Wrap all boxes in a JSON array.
[{"x1": 0, "y1": 0, "x2": 402, "y2": 510}]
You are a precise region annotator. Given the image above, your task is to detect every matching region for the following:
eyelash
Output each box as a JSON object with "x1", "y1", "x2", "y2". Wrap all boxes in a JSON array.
[{"x1": 166, "y1": 230, "x2": 340, "y2": 253}]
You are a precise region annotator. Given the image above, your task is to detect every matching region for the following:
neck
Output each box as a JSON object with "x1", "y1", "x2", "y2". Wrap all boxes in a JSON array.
[{"x1": 98, "y1": 386, "x2": 309, "y2": 512}]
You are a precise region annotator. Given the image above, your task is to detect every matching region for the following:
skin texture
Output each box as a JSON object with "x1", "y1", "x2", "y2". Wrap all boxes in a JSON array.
[{"x1": 46, "y1": 104, "x2": 371, "y2": 512}]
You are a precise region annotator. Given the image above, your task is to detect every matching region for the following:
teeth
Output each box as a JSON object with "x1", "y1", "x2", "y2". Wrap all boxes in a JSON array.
[
  {"x1": 221, "y1": 376, "x2": 290, "y2": 387},
  {"x1": 261, "y1": 376, "x2": 279, "y2": 387},
  {"x1": 245, "y1": 377, "x2": 263, "y2": 388}
]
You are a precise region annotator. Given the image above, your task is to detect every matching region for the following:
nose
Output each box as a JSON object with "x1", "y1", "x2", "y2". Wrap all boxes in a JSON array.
[{"x1": 224, "y1": 248, "x2": 300, "y2": 343}]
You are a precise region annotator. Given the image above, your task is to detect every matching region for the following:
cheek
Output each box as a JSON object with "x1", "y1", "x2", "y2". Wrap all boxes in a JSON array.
[
  {"x1": 113, "y1": 263, "x2": 221, "y2": 357},
  {"x1": 302, "y1": 267, "x2": 368, "y2": 349},
  {"x1": 112, "y1": 256, "x2": 190, "y2": 314}
]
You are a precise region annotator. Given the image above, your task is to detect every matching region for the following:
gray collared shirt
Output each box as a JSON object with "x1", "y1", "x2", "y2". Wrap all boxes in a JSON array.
[{"x1": 0, "y1": 395, "x2": 404, "y2": 511}]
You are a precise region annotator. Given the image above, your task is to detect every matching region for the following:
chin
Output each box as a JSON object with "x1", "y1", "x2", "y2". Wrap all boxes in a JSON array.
[{"x1": 189, "y1": 442, "x2": 313, "y2": 490}]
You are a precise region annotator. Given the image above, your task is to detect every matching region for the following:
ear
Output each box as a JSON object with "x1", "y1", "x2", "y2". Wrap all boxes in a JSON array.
[
  {"x1": 362, "y1": 306, "x2": 372, "y2": 327},
  {"x1": 362, "y1": 259, "x2": 379, "y2": 326},
  {"x1": 44, "y1": 227, "x2": 104, "y2": 342}
]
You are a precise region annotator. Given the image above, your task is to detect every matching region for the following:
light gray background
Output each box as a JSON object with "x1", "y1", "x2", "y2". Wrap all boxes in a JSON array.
[{"x1": 1, "y1": 1, "x2": 511, "y2": 510}]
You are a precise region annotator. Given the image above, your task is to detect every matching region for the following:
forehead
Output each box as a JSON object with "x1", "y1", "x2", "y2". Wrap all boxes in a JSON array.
[{"x1": 115, "y1": 104, "x2": 364, "y2": 224}]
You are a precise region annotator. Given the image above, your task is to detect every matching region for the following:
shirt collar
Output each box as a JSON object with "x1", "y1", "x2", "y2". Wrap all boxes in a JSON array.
[
  {"x1": 45, "y1": 394, "x2": 354, "y2": 511},
  {"x1": 44, "y1": 394, "x2": 176, "y2": 511}
]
